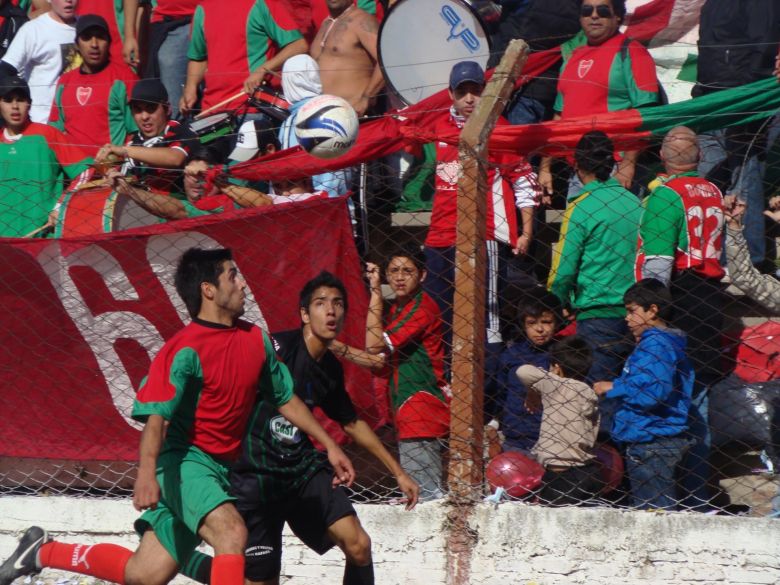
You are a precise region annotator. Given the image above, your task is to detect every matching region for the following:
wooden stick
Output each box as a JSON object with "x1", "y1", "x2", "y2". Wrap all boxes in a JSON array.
[
  {"x1": 23, "y1": 224, "x2": 51, "y2": 238},
  {"x1": 195, "y1": 90, "x2": 246, "y2": 120}
]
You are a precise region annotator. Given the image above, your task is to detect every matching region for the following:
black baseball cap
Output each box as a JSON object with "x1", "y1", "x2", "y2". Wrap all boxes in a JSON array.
[
  {"x1": 130, "y1": 78, "x2": 169, "y2": 105},
  {"x1": 0, "y1": 75, "x2": 31, "y2": 101},
  {"x1": 75, "y1": 14, "x2": 111, "y2": 40}
]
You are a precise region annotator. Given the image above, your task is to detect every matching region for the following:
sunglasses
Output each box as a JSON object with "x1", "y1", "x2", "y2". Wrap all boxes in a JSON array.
[{"x1": 580, "y1": 4, "x2": 614, "y2": 18}]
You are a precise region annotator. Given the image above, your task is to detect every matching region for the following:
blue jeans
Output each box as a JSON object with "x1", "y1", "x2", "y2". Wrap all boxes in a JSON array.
[
  {"x1": 698, "y1": 129, "x2": 765, "y2": 264},
  {"x1": 679, "y1": 390, "x2": 713, "y2": 510},
  {"x1": 505, "y1": 95, "x2": 545, "y2": 126},
  {"x1": 157, "y1": 23, "x2": 189, "y2": 119},
  {"x1": 577, "y1": 317, "x2": 633, "y2": 435},
  {"x1": 625, "y1": 435, "x2": 691, "y2": 510}
]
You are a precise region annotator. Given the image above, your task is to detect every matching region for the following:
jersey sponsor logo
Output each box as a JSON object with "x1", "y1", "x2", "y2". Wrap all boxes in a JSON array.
[
  {"x1": 245, "y1": 545, "x2": 274, "y2": 558},
  {"x1": 76, "y1": 86, "x2": 93, "y2": 106},
  {"x1": 436, "y1": 160, "x2": 461, "y2": 185},
  {"x1": 577, "y1": 59, "x2": 594, "y2": 79},
  {"x1": 270, "y1": 415, "x2": 301, "y2": 444}
]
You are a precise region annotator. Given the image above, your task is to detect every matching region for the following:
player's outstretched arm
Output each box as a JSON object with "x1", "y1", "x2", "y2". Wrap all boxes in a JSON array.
[
  {"x1": 342, "y1": 419, "x2": 420, "y2": 510},
  {"x1": 133, "y1": 414, "x2": 167, "y2": 511},
  {"x1": 278, "y1": 395, "x2": 355, "y2": 487}
]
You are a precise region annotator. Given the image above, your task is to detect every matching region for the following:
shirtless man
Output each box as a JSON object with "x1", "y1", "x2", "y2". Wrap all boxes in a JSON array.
[{"x1": 310, "y1": 0, "x2": 383, "y2": 116}]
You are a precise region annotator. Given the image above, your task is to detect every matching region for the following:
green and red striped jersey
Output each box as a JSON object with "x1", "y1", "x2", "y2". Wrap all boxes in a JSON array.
[
  {"x1": 132, "y1": 319, "x2": 294, "y2": 461},
  {"x1": 637, "y1": 171, "x2": 726, "y2": 280},
  {"x1": 187, "y1": 0, "x2": 302, "y2": 107},
  {"x1": 0, "y1": 122, "x2": 92, "y2": 237},
  {"x1": 49, "y1": 61, "x2": 138, "y2": 149},
  {"x1": 384, "y1": 290, "x2": 450, "y2": 440},
  {"x1": 554, "y1": 32, "x2": 659, "y2": 118}
]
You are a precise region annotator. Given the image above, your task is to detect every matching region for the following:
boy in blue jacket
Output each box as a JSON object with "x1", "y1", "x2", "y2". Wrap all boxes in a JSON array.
[{"x1": 594, "y1": 279, "x2": 694, "y2": 510}]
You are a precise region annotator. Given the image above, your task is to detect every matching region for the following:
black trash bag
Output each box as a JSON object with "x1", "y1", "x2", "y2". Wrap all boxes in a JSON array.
[{"x1": 710, "y1": 374, "x2": 780, "y2": 449}]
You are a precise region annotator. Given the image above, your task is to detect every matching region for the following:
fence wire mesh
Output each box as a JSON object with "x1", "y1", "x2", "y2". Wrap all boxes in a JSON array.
[{"x1": 0, "y1": 21, "x2": 779, "y2": 521}]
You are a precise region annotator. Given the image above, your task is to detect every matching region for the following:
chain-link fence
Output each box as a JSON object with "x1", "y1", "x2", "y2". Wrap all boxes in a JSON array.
[{"x1": 1, "y1": 38, "x2": 780, "y2": 521}]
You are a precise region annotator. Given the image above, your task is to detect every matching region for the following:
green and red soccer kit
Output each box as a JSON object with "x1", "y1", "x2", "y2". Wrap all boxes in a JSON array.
[
  {"x1": 76, "y1": 0, "x2": 133, "y2": 72},
  {"x1": 554, "y1": 32, "x2": 659, "y2": 119},
  {"x1": 188, "y1": 0, "x2": 303, "y2": 108},
  {"x1": 0, "y1": 122, "x2": 93, "y2": 237},
  {"x1": 384, "y1": 290, "x2": 450, "y2": 440},
  {"x1": 49, "y1": 62, "x2": 138, "y2": 150},
  {"x1": 131, "y1": 318, "x2": 295, "y2": 562},
  {"x1": 637, "y1": 171, "x2": 726, "y2": 280}
]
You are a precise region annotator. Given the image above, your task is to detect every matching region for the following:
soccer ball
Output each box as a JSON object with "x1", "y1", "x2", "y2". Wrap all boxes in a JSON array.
[{"x1": 294, "y1": 94, "x2": 359, "y2": 159}]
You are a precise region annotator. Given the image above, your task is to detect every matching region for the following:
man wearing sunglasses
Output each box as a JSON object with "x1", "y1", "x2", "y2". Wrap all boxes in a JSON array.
[{"x1": 538, "y1": 0, "x2": 660, "y2": 196}]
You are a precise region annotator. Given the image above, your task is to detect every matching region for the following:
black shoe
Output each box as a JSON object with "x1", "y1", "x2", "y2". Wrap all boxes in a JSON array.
[{"x1": 0, "y1": 526, "x2": 48, "y2": 585}]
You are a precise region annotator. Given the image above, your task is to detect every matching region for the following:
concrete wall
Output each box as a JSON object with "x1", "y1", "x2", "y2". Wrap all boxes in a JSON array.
[{"x1": 1, "y1": 496, "x2": 779, "y2": 585}]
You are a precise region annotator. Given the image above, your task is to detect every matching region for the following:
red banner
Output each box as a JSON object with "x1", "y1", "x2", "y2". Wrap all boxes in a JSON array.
[{"x1": 0, "y1": 198, "x2": 380, "y2": 461}]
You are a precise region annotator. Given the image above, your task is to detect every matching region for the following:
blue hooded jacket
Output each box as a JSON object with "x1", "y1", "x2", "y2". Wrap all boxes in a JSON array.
[{"x1": 607, "y1": 327, "x2": 694, "y2": 443}]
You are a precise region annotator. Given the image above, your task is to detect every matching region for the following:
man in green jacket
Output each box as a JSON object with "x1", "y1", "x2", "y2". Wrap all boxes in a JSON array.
[{"x1": 548, "y1": 130, "x2": 642, "y2": 390}]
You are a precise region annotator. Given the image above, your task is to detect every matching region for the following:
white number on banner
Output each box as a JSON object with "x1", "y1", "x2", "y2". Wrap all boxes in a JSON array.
[{"x1": 35, "y1": 234, "x2": 267, "y2": 430}]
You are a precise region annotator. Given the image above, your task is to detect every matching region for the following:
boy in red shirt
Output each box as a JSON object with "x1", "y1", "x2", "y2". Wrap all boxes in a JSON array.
[{"x1": 365, "y1": 247, "x2": 450, "y2": 500}]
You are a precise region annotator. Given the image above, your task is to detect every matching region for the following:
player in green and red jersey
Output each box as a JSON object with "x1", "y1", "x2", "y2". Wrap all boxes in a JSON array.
[
  {"x1": 49, "y1": 14, "x2": 138, "y2": 150},
  {"x1": 365, "y1": 248, "x2": 450, "y2": 501},
  {"x1": 0, "y1": 248, "x2": 354, "y2": 585},
  {"x1": 0, "y1": 75, "x2": 93, "y2": 237},
  {"x1": 174, "y1": 271, "x2": 417, "y2": 585},
  {"x1": 538, "y1": 0, "x2": 660, "y2": 194},
  {"x1": 637, "y1": 126, "x2": 726, "y2": 512},
  {"x1": 179, "y1": 0, "x2": 306, "y2": 116}
]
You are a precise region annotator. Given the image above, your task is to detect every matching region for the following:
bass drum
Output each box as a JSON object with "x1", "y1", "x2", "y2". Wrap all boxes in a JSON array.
[
  {"x1": 378, "y1": 0, "x2": 492, "y2": 105},
  {"x1": 54, "y1": 185, "x2": 162, "y2": 238}
]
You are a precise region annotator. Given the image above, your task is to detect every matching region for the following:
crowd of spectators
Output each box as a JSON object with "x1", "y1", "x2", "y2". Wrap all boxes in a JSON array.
[{"x1": 0, "y1": 0, "x2": 778, "y2": 513}]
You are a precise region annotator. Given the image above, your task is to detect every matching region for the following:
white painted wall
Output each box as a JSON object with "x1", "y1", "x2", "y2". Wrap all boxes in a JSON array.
[{"x1": 1, "y1": 496, "x2": 779, "y2": 585}]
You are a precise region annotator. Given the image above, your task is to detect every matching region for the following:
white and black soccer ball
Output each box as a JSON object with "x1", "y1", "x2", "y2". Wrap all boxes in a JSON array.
[{"x1": 294, "y1": 94, "x2": 359, "y2": 159}]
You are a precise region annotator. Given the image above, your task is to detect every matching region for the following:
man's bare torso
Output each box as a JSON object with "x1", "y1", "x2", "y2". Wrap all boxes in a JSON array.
[{"x1": 310, "y1": 6, "x2": 378, "y2": 106}]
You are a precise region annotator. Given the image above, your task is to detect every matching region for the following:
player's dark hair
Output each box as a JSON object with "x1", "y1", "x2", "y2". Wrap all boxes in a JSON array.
[
  {"x1": 518, "y1": 287, "x2": 564, "y2": 328},
  {"x1": 385, "y1": 243, "x2": 425, "y2": 272},
  {"x1": 299, "y1": 270, "x2": 349, "y2": 314},
  {"x1": 550, "y1": 336, "x2": 592, "y2": 382},
  {"x1": 623, "y1": 278, "x2": 674, "y2": 321},
  {"x1": 579, "y1": 0, "x2": 626, "y2": 21},
  {"x1": 175, "y1": 248, "x2": 233, "y2": 318},
  {"x1": 575, "y1": 130, "x2": 614, "y2": 182}
]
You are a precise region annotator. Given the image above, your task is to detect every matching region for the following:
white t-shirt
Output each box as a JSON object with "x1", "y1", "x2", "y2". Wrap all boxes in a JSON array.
[{"x1": 2, "y1": 13, "x2": 77, "y2": 122}]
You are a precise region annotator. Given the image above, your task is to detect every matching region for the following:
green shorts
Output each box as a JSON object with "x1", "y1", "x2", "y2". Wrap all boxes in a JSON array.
[{"x1": 134, "y1": 446, "x2": 235, "y2": 564}]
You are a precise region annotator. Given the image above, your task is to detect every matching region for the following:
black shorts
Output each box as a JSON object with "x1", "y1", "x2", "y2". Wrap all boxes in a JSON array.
[{"x1": 237, "y1": 469, "x2": 356, "y2": 581}]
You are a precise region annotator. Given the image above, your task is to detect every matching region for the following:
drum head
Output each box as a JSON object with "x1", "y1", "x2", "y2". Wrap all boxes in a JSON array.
[{"x1": 378, "y1": 0, "x2": 491, "y2": 105}]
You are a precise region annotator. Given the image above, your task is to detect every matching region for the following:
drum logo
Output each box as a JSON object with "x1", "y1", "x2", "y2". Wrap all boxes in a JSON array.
[{"x1": 440, "y1": 5, "x2": 480, "y2": 53}]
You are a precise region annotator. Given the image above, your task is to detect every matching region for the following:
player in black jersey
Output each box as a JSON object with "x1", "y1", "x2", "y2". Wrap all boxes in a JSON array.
[{"x1": 180, "y1": 271, "x2": 419, "y2": 585}]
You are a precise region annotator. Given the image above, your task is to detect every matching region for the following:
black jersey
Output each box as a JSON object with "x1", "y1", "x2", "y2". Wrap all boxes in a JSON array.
[{"x1": 231, "y1": 328, "x2": 357, "y2": 504}]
